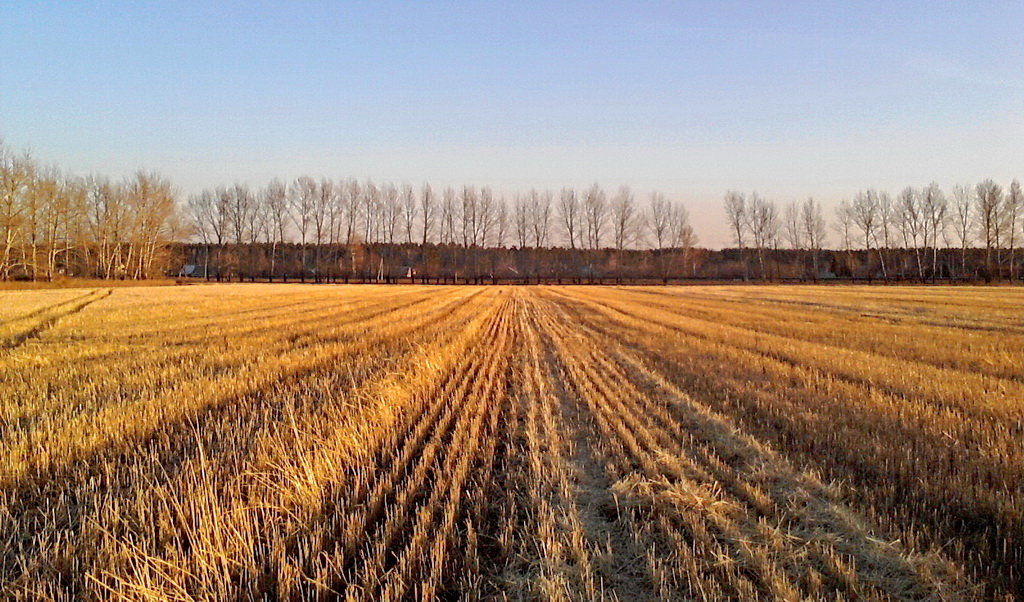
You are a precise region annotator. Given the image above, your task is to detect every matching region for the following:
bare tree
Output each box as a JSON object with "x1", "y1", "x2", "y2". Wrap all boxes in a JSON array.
[
  {"x1": 84, "y1": 175, "x2": 119, "y2": 279},
  {"x1": 188, "y1": 188, "x2": 229, "y2": 280},
  {"x1": 802, "y1": 198, "x2": 827, "y2": 280},
  {"x1": 458, "y1": 185, "x2": 478, "y2": 278},
  {"x1": 583, "y1": 184, "x2": 607, "y2": 250},
  {"x1": 670, "y1": 201, "x2": 697, "y2": 278},
  {"x1": 877, "y1": 191, "x2": 894, "y2": 276},
  {"x1": 289, "y1": 176, "x2": 317, "y2": 280},
  {"x1": 460, "y1": 186, "x2": 479, "y2": 248},
  {"x1": 723, "y1": 190, "x2": 748, "y2": 279},
  {"x1": 36, "y1": 171, "x2": 85, "y2": 281},
  {"x1": 478, "y1": 187, "x2": 497, "y2": 248},
  {"x1": 339, "y1": 178, "x2": 362, "y2": 276},
  {"x1": 240, "y1": 183, "x2": 265, "y2": 280},
  {"x1": 557, "y1": 187, "x2": 581, "y2": 249},
  {"x1": 850, "y1": 190, "x2": 875, "y2": 251},
  {"x1": 343, "y1": 179, "x2": 361, "y2": 245},
  {"x1": 419, "y1": 183, "x2": 435, "y2": 245},
  {"x1": 975, "y1": 179, "x2": 1002, "y2": 279},
  {"x1": 895, "y1": 186, "x2": 924, "y2": 280},
  {"x1": 19, "y1": 166, "x2": 46, "y2": 281},
  {"x1": 782, "y1": 200, "x2": 804, "y2": 250},
  {"x1": 0, "y1": 143, "x2": 31, "y2": 280},
  {"x1": 225, "y1": 184, "x2": 254, "y2": 248},
  {"x1": 246, "y1": 184, "x2": 267, "y2": 242},
  {"x1": 648, "y1": 191, "x2": 672, "y2": 251},
  {"x1": 186, "y1": 191, "x2": 212, "y2": 278},
  {"x1": 529, "y1": 189, "x2": 552, "y2": 248},
  {"x1": 647, "y1": 191, "x2": 672, "y2": 280},
  {"x1": 747, "y1": 193, "x2": 778, "y2": 280},
  {"x1": 381, "y1": 183, "x2": 400, "y2": 245},
  {"x1": 610, "y1": 186, "x2": 639, "y2": 251},
  {"x1": 309, "y1": 179, "x2": 336, "y2": 280},
  {"x1": 514, "y1": 194, "x2": 530, "y2": 249},
  {"x1": 852, "y1": 190, "x2": 885, "y2": 279},
  {"x1": 948, "y1": 184, "x2": 974, "y2": 279},
  {"x1": 834, "y1": 199, "x2": 854, "y2": 276},
  {"x1": 362, "y1": 180, "x2": 379, "y2": 245},
  {"x1": 401, "y1": 184, "x2": 417, "y2": 244},
  {"x1": 440, "y1": 187, "x2": 457, "y2": 245},
  {"x1": 377, "y1": 183, "x2": 400, "y2": 279},
  {"x1": 1006, "y1": 179, "x2": 1022, "y2": 281},
  {"x1": 920, "y1": 182, "x2": 947, "y2": 280},
  {"x1": 259, "y1": 179, "x2": 289, "y2": 280},
  {"x1": 122, "y1": 171, "x2": 177, "y2": 280},
  {"x1": 494, "y1": 196, "x2": 509, "y2": 248},
  {"x1": 326, "y1": 179, "x2": 345, "y2": 274}
]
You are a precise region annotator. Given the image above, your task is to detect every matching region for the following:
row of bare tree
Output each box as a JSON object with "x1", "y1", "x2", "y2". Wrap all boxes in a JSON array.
[
  {"x1": 0, "y1": 142, "x2": 181, "y2": 281},
  {"x1": 4, "y1": 139, "x2": 1022, "y2": 283},
  {"x1": 724, "y1": 179, "x2": 1024, "y2": 281},
  {"x1": 185, "y1": 178, "x2": 697, "y2": 281}
]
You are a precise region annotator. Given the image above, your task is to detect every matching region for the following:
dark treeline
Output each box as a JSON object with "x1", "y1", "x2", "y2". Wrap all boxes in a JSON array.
[
  {"x1": 3, "y1": 140, "x2": 1023, "y2": 283},
  {"x1": 173, "y1": 242, "x2": 1011, "y2": 284},
  {"x1": 174, "y1": 242, "x2": 702, "y2": 283}
]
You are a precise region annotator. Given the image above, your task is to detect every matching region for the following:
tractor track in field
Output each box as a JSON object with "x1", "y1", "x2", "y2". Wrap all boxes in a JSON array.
[
  {"x1": 1, "y1": 289, "x2": 112, "y2": 350},
  {"x1": 0, "y1": 290, "x2": 99, "y2": 326}
]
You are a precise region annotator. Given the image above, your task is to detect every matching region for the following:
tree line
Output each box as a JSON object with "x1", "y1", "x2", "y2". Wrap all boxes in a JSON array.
[
  {"x1": 1, "y1": 142, "x2": 181, "y2": 281},
  {"x1": 3, "y1": 140, "x2": 1023, "y2": 283},
  {"x1": 723, "y1": 180, "x2": 1023, "y2": 282},
  {"x1": 182, "y1": 178, "x2": 697, "y2": 282}
]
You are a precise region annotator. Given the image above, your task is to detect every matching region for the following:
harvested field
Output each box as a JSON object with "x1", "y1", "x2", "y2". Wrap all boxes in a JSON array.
[{"x1": 0, "y1": 284, "x2": 1020, "y2": 600}]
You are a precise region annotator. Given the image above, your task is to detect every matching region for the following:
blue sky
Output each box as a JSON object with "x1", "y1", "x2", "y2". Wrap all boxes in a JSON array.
[{"x1": 2, "y1": 1, "x2": 1022, "y2": 245}]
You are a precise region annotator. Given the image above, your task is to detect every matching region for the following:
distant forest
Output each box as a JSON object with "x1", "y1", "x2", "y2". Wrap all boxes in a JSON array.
[{"x1": 2, "y1": 141, "x2": 1022, "y2": 283}]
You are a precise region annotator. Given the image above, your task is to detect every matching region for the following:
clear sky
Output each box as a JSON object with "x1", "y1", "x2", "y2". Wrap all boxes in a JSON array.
[{"x1": 2, "y1": 1, "x2": 1022, "y2": 246}]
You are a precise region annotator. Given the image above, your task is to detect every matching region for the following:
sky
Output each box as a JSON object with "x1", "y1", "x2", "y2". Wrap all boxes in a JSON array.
[{"x1": 2, "y1": 1, "x2": 1022, "y2": 247}]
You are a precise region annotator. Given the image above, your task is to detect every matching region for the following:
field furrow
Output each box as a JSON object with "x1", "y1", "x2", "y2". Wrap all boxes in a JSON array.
[
  {"x1": 0, "y1": 283, "x2": 1017, "y2": 599},
  {"x1": 528, "y1": 292, "x2": 972, "y2": 600},
  {"x1": 544, "y1": 286, "x2": 1020, "y2": 598}
]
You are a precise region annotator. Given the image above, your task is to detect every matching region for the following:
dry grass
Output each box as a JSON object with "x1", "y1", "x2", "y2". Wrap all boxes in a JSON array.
[
  {"x1": 0, "y1": 283, "x2": 1018, "y2": 600},
  {"x1": 0, "y1": 278, "x2": 181, "y2": 291}
]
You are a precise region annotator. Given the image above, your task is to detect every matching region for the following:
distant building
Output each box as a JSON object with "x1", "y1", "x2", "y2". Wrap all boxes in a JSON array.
[{"x1": 179, "y1": 264, "x2": 213, "y2": 278}]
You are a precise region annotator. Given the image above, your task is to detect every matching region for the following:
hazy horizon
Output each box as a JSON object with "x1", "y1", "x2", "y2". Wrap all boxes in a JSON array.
[{"x1": 2, "y1": 1, "x2": 1022, "y2": 247}]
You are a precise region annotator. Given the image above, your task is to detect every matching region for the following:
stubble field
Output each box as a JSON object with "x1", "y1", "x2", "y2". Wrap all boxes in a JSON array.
[{"x1": 0, "y1": 284, "x2": 1021, "y2": 600}]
